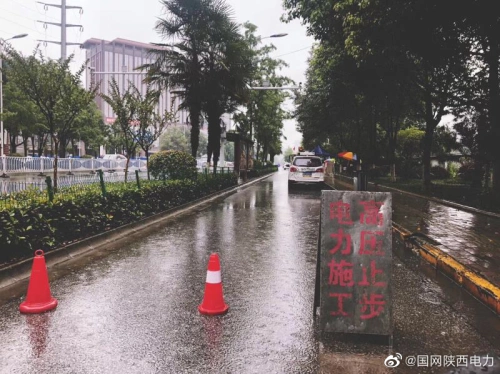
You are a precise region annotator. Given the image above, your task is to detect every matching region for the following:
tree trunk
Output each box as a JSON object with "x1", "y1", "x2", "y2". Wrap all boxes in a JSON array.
[
  {"x1": 9, "y1": 134, "x2": 16, "y2": 154},
  {"x1": 125, "y1": 156, "x2": 130, "y2": 182},
  {"x1": 53, "y1": 140, "x2": 59, "y2": 190},
  {"x1": 37, "y1": 135, "x2": 44, "y2": 157},
  {"x1": 23, "y1": 136, "x2": 28, "y2": 156},
  {"x1": 390, "y1": 164, "x2": 396, "y2": 182},
  {"x1": 145, "y1": 149, "x2": 150, "y2": 180},
  {"x1": 207, "y1": 111, "x2": 222, "y2": 174},
  {"x1": 487, "y1": 32, "x2": 500, "y2": 197},
  {"x1": 58, "y1": 137, "x2": 68, "y2": 158},
  {"x1": 422, "y1": 126, "x2": 434, "y2": 191},
  {"x1": 189, "y1": 108, "x2": 201, "y2": 158},
  {"x1": 31, "y1": 136, "x2": 36, "y2": 156}
]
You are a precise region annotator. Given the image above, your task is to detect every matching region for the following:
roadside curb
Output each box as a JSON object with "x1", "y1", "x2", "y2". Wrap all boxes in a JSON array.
[
  {"x1": 326, "y1": 177, "x2": 500, "y2": 316},
  {"x1": 0, "y1": 172, "x2": 275, "y2": 292},
  {"x1": 393, "y1": 223, "x2": 500, "y2": 316}
]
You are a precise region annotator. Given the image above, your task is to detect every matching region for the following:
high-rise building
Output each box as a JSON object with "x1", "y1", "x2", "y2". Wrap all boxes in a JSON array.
[
  {"x1": 82, "y1": 37, "x2": 188, "y2": 126},
  {"x1": 81, "y1": 37, "x2": 231, "y2": 161}
]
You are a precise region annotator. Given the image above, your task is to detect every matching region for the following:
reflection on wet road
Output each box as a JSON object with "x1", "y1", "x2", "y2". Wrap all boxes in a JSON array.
[
  {"x1": 0, "y1": 172, "x2": 327, "y2": 374},
  {"x1": 388, "y1": 189, "x2": 500, "y2": 285}
]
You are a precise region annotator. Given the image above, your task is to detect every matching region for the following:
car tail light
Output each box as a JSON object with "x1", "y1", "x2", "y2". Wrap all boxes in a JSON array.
[
  {"x1": 316, "y1": 168, "x2": 324, "y2": 173},
  {"x1": 290, "y1": 166, "x2": 298, "y2": 172}
]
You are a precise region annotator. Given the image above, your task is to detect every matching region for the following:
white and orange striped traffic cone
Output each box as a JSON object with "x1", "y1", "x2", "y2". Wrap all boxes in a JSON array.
[{"x1": 199, "y1": 253, "x2": 229, "y2": 315}]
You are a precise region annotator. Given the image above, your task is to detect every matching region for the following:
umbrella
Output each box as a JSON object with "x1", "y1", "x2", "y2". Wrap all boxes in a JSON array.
[{"x1": 337, "y1": 152, "x2": 357, "y2": 161}]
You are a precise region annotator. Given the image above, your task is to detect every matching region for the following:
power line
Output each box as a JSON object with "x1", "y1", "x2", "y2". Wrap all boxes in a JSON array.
[
  {"x1": 0, "y1": 15, "x2": 56, "y2": 39},
  {"x1": 273, "y1": 46, "x2": 311, "y2": 58},
  {"x1": 5, "y1": 0, "x2": 59, "y2": 21}
]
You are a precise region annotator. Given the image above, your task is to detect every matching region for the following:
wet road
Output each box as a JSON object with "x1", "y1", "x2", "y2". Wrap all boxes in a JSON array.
[
  {"x1": 0, "y1": 172, "x2": 323, "y2": 373},
  {"x1": 0, "y1": 171, "x2": 499, "y2": 374}
]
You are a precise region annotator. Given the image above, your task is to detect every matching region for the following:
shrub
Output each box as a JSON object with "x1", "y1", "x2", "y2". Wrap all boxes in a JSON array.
[
  {"x1": 430, "y1": 166, "x2": 450, "y2": 179},
  {"x1": 448, "y1": 163, "x2": 459, "y2": 179},
  {"x1": 10, "y1": 153, "x2": 23, "y2": 157},
  {"x1": 0, "y1": 174, "x2": 237, "y2": 263},
  {"x1": 81, "y1": 154, "x2": 93, "y2": 159},
  {"x1": 458, "y1": 162, "x2": 475, "y2": 182},
  {"x1": 248, "y1": 165, "x2": 278, "y2": 178},
  {"x1": 253, "y1": 159, "x2": 263, "y2": 169},
  {"x1": 148, "y1": 150, "x2": 197, "y2": 181}
]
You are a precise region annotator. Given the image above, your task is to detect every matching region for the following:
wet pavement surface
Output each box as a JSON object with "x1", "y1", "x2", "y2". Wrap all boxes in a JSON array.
[
  {"x1": 333, "y1": 176, "x2": 500, "y2": 287},
  {"x1": 0, "y1": 171, "x2": 498, "y2": 374}
]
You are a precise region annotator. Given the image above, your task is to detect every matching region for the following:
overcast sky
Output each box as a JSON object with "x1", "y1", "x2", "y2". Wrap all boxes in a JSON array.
[{"x1": 0, "y1": 0, "x2": 314, "y2": 152}]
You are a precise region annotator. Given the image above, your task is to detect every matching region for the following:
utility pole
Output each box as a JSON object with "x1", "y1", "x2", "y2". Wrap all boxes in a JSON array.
[{"x1": 37, "y1": 0, "x2": 83, "y2": 60}]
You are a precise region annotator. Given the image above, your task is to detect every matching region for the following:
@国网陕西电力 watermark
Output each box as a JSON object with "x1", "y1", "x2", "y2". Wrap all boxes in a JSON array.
[{"x1": 384, "y1": 353, "x2": 495, "y2": 368}]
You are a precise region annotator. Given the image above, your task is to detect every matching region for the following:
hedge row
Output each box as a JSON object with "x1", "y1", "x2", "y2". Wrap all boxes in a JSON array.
[
  {"x1": 249, "y1": 166, "x2": 279, "y2": 178},
  {"x1": 0, "y1": 174, "x2": 238, "y2": 264}
]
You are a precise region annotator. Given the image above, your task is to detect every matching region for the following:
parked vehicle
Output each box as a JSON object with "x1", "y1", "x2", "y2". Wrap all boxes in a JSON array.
[
  {"x1": 102, "y1": 154, "x2": 127, "y2": 160},
  {"x1": 283, "y1": 162, "x2": 291, "y2": 170},
  {"x1": 288, "y1": 155, "x2": 324, "y2": 187}
]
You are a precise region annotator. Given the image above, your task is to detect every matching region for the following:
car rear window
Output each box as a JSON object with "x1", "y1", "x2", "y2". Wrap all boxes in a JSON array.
[{"x1": 293, "y1": 157, "x2": 322, "y2": 167}]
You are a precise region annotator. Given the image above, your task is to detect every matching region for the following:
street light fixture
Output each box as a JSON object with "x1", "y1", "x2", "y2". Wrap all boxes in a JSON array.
[
  {"x1": 1, "y1": 33, "x2": 28, "y2": 177},
  {"x1": 261, "y1": 33, "x2": 288, "y2": 40}
]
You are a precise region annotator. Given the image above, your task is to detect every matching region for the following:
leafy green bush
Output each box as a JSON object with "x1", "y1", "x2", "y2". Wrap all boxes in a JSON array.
[
  {"x1": 148, "y1": 150, "x2": 197, "y2": 180},
  {"x1": 81, "y1": 155, "x2": 93, "y2": 159},
  {"x1": 10, "y1": 153, "x2": 23, "y2": 157},
  {"x1": 447, "y1": 163, "x2": 459, "y2": 179},
  {"x1": 0, "y1": 174, "x2": 237, "y2": 263},
  {"x1": 430, "y1": 166, "x2": 450, "y2": 179},
  {"x1": 248, "y1": 166, "x2": 278, "y2": 178}
]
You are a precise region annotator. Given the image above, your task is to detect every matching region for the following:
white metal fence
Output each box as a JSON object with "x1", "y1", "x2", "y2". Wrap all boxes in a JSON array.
[{"x1": 0, "y1": 156, "x2": 148, "y2": 176}]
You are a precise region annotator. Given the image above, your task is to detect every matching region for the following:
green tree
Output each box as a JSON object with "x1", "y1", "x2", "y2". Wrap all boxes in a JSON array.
[
  {"x1": 233, "y1": 23, "x2": 292, "y2": 164},
  {"x1": 201, "y1": 16, "x2": 253, "y2": 173},
  {"x1": 396, "y1": 127, "x2": 424, "y2": 179},
  {"x1": 74, "y1": 103, "x2": 108, "y2": 157},
  {"x1": 283, "y1": 0, "x2": 469, "y2": 188},
  {"x1": 100, "y1": 78, "x2": 138, "y2": 182},
  {"x1": 284, "y1": 146, "x2": 294, "y2": 159},
  {"x1": 130, "y1": 84, "x2": 177, "y2": 179},
  {"x1": 160, "y1": 127, "x2": 208, "y2": 157},
  {"x1": 2, "y1": 81, "x2": 43, "y2": 155},
  {"x1": 140, "y1": 0, "x2": 217, "y2": 158},
  {"x1": 1, "y1": 48, "x2": 98, "y2": 187}
]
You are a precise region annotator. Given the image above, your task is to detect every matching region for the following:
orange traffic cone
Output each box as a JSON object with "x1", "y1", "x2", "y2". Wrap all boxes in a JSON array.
[
  {"x1": 199, "y1": 253, "x2": 229, "y2": 315},
  {"x1": 19, "y1": 250, "x2": 58, "y2": 314}
]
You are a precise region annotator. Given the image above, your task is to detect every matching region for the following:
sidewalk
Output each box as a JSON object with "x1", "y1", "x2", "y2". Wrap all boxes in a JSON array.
[{"x1": 328, "y1": 175, "x2": 500, "y2": 310}]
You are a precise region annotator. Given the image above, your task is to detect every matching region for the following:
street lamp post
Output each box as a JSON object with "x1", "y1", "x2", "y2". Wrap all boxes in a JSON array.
[
  {"x1": 1, "y1": 33, "x2": 28, "y2": 178},
  {"x1": 241, "y1": 32, "x2": 288, "y2": 181}
]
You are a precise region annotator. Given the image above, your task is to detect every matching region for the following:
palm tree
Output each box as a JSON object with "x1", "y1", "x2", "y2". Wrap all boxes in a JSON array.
[
  {"x1": 139, "y1": 0, "x2": 217, "y2": 158},
  {"x1": 201, "y1": 19, "x2": 253, "y2": 172}
]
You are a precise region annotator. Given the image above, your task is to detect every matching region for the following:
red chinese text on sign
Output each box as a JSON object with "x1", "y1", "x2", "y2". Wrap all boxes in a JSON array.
[
  {"x1": 360, "y1": 231, "x2": 385, "y2": 255},
  {"x1": 330, "y1": 229, "x2": 352, "y2": 255},
  {"x1": 329, "y1": 293, "x2": 352, "y2": 316},
  {"x1": 359, "y1": 200, "x2": 384, "y2": 226},
  {"x1": 328, "y1": 259, "x2": 354, "y2": 286},
  {"x1": 329, "y1": 202, "x2": 353, "y2": 225},
  {"x1": 360, "y1": 293, "x2": 386, "y2": 320},
  {"x1": 358, "y1": 260, "x2": 386, "y2": 287}
]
